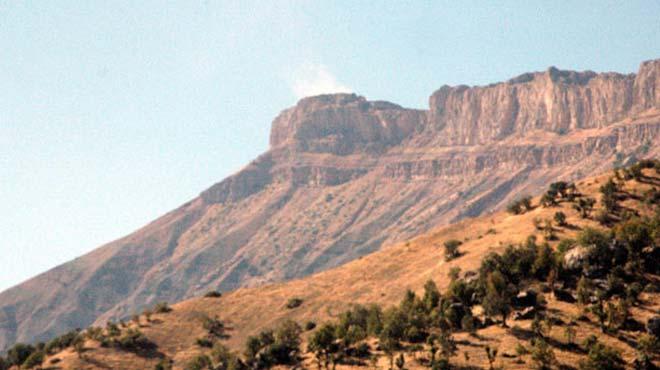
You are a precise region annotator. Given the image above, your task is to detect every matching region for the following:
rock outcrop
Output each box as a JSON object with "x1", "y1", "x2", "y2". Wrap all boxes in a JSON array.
[{"x1": 1, "y1": 59, "x2": 660, "y2": 351}]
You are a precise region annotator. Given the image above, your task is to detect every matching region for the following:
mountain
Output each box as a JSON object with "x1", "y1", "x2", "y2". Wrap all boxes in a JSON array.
[
  {"x1": 2, "y1": 59, "x2": 660, "y2": 352},
  {"x1": 13, "y1": 164, "x2": 660, "y2": 369}
]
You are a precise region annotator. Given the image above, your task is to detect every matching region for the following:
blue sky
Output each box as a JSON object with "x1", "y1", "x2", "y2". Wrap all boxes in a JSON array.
[{"x1": 1, "y1": 1, "x2": 659, "y2": 292}]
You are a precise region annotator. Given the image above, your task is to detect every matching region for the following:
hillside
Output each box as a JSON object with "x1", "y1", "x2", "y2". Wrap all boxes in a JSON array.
[
  {"x1": 5, "y1": 162, "x2": 659, "y2": 369},
  {"x1": 2, "y1": 59, "x2": 660, "y2": 351}
]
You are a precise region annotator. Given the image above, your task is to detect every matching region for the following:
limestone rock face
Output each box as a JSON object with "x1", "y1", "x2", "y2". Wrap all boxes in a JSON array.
[
  {"x1": 428, "y1": 60, "x2": 660, "y2": 145},
  {"x1": 270, "y1": 93, "x2": 426, "y2": 154},
  {"x1": 634, "y1": 59, "x2": 660, "y2": 109},
  {"x1": 2, "y1": 59, "x2": 660, "y2": 352}
]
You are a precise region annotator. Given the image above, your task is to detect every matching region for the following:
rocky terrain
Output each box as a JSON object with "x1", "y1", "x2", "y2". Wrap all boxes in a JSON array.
[
  {"x1": 5, "y1": 164, "x2": 659, "y2": 369},
  {"x1": 1, "y1": 59, "x2": 660, "y2": 352}
]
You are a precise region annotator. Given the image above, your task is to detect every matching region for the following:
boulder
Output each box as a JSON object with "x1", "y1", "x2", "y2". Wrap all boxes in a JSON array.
[{"x1": 563, "y1": 246, "x2": 589, "y2": 270}]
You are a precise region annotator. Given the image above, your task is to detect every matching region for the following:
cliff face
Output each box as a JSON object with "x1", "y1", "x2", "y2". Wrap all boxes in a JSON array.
[
  {"x1": 428, "y1": 62, "x2": 657, "y2": 146},
  {"x1": 1, "y1": 59, "x2": 660, "y2": 351},
  {"x1": 270, "y1": 94, "x2": 426, "y2": 155}
]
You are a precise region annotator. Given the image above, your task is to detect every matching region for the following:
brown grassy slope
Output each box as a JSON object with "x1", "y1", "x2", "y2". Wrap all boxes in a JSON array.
[
  {"x1": 4, "y1": 62, "x2": 660, "y2": 351},
  {"x1": 41, "y1": 168, "x2": 660, "y2": 369}
]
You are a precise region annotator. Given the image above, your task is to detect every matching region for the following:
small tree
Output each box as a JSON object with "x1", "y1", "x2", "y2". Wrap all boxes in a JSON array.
[
  {"x1": 437, "y1": 329, "x2": 457, "y2": 361},
  {"x1": 379, "y1": 308, "x2": 406, "y2": 370},
  {"x1": 531, "y1": 315, "x2": 547, "y2": 339},
  {"x1": 308, "y1": 323, "x2": 339, "y2": 370},
  {"x1": 447, "y1": 267, "x2": 461, "y2": 282},
  {"x1": 154, "y1": 302, "x2": 172, "y2": 314},
  {"x1": 485, "y1": 346, "x2": 498, "y2": 370},
  {"x1": 422, "y1": 279, "x2": 441, "y2": 311},
  {"x1": 553, "y1": 211, "x2": 567, "y2": 226},
  {"x1": 589, "y1": 297, "x2": 608, "y2": 333},
  {"x1": 443, "y1": 240, "x2": 462, "y2": 261},
  {"x1": 73, "y1": 335, "x2": 85, "y2": 359},
  {"x1": 143, "y1": 309, "x2": 153, "y2": 323},
  {"x1": 482, "y1": 271, "x2": 514, "y2": 327},
  {"x1": 19, "y1": 350, "x2": 44, "y2": 369},
  {"x1": 286, "y1": 297, "x2": 304, "y2": 309},
  {"x1": 185, "y1": 354, "x2": 212, "y2": 370},
  {"x1": 530, "y1": 339, "x2": 557, "y2": 370},
  {"x1": 520, "y1": 196, "x2": 533, "y2": 211},
  {"x1": 394, "y1": 353, "x2": 405, "y2": 370},
  {"x1": 461, "y1": 314, "x2": 476, "y2": 335},
  {"x1": 608, "y1": 299, "x2": 630, "y2": 332},
  {"x1": 594, "y1": 210, "x2": 610, "y2": 225},
  {"x1": 635, "y1": 334, "x2": 659, "y2": 369},
  {"x1": 6, "y1": 343, "x2": 35, "y2": 367},
  {"x1": 573, "y1": 197, "x2": 596, "y2": 218},
  {"x1": 579, "y1": 337, "x2": 624, "y2": 370},
  {"x1": 542, "y1": 219, "x2": 556, "y2": 241},
  {"x1": 155, "y1": 358, "x2": 173, "y2": 370},
  {"x1": 540, "y1": 193, "x2": 557, "y2": 207},
  {"x1": 204, "y1": 290, "x2": 222, "y2": 298},
  {"x1": 202, "y1": 315, "x2": 227, "y2": 340},
  {"x1": 508, "y1": 200, "x2": 524, "y2": 215},
  {"x1": 211, "y1": 342, "x2": 243, "y2": 370},
  {"x1": 564, "y1": 325, "x2": 576, "y2": 347},
  {"x1": 576, "y1": 276, "x2": 593, "y2": 307},
  {"x1": 599, "y1": 178, "x2": 619, "y2": 213},
  {"x1": 508, "y1": 196, "x2": 533, "y2": 215}
]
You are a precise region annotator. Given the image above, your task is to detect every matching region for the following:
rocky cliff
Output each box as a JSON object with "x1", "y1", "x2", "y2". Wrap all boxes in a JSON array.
[{"x1": 1, "y1": 59, "x2": 659, "y2": 351}]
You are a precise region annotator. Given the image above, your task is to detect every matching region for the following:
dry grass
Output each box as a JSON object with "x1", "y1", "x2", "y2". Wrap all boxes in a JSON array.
[{"x1": 38, "y1": 169, "x2": 660, "y2": 369}]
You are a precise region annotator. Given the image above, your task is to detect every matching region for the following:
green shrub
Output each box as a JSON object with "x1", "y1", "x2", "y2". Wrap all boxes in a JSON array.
[
  {"x1": 153, "y1": 302, "x2": 172, "y2": 314},
  {"x1": 508, "y1": 196, "x2": 533, "y2": 214},
  {"x1": 43, "y1": 330, "x2": 80, "y2": 354},
  {"x1": 556, "y1": 238, "x2": 575, "y2": 254},
  {"x1": 204, "y1": 290, "x2": 222, "y2": 298},
  {"x1": 211, "y1": 342, "x2": 243, "y2": 370},
  {"x1": 196, "y1": 338, "x2": 213, "y2": 348},
  {"x1": 19, "y1": 350, "x2": 44, "y2": 369},
  {"x1": 6, "y1": 343, "x2": 35, "y2": 367},
  {"x1": 443, "y1": 240, "x2": 462, "y2": 261},
  {"x1": 116, "y1": 328, "x2": 152, "y2": 351},
  {"x1": 154, "y1": 358, "x2": 173, "y2": 370},
  {"x1": 202, "y1": 315, "x2": 227, "y2": 339},
  {"x1": 304, "y1": 321, "x2": 316, "y2": 331},
  {"x1": 185, "y1": 354, "x2": 212, "y2": 370},
  {"x1": 578, "y1": 337, "x2": 624, "y2": 370},
  {"x1": 553, "y1": 211, "x2": 567, "y2": 226},
  {"x1": 286, "y1": 297, "x2": 303, "y2": 309},
  {"x1": 308, "y1": 323, "x2": 340, "y2": 369},
  {"x1": 573, "y1": 197, "x2": 596, "y2": 218},
  {"x1": 530, "y1": 339, "x2": 556, "y2": 370},
  {"x1": 245, "y1": 320, "x2": 302, "y2": 368}
]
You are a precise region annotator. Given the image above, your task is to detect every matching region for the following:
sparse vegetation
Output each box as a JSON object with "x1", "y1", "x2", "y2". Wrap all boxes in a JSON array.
[
  {"x1": 5, "y1": 343, "x2": 35, "y2": 368},
  {"x1": 244, "y1": 320, "x2": 302, "y2": 368},
  {"x1": 204, "y1": 290, "x2": 223, "y2": 298},
  {"x1": 553, "y1": 211, "x2": 567, "y2": 226},
  {"x1": 443, "y1": 239, "x2": 462, "y2": 261},
  {"x1": 507, "y1": 195, "x2": 533, "y2": 215},
  {"x1": 573, "y1": 197, "x2": 596, "y2": 218},
  {"x1": 7, "y1": 161, "x2": 660, "y2": 370},
  {"x1": 530, "y1": 339, "x2": 557, "y2": 370},
  {"x1": 286, "y1": 297, "x2": 304, "y2": 309},
  {"x1": 579, "y1": 336, "x2": 624, "y2": 370},
  {"x1": 153, "y1": 302, "x2": 172, "y2": 313}
]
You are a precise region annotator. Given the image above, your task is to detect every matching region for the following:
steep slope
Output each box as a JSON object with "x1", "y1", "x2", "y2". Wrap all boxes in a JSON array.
[
  {"x1": 28, "y1": 165, "x2": 660, "y2": 369},
  {"x1": 2, "y1": 60, "x2": 660, "y2": 351}
]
